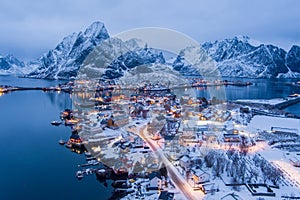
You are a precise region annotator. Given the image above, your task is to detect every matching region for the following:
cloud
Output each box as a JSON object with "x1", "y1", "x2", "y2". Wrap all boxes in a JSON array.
[{"x1": 0, "y1": 0, "x2": 299, "y2": 60}]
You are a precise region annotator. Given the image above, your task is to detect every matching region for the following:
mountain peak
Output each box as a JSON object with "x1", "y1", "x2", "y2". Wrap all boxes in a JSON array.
[
  {"x1": 235, "y1": 35, "x2": 250, "y2": 41},
  {"x1": 83, "y1": 21, "x2": 109, "y2": 39},
  {"x1": 26, "y1": 21, "x2": 110, "y2": 79},
  {"x1": 0, "y1": 54, "x2": 26, "y2": 74}
]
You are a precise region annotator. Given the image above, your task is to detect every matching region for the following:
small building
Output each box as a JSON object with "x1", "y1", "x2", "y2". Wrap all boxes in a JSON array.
[
  {"x1": 148, "y1": 172, "x2": 162, "y2": 190},
  {"x1": 240, "y1": 106, "x2": 250, "y2": 113},
  {"x1": 202, "y1": 131, "x2": 217, "y2": 142},
  {"x1": 200, "y1": 183, "x2": 217, "y2": 194},
  {"x1": 196, "y1": 125, "x2": 209, "y2": 132},
  {"x1": 179, "y1": 135, "x2": 199, "y2": 146},
  {"x1": 113, "y1": 110, "x2": 129, "y2": 127},
  {"x1": 192, "y1": 169, "x2": 210, "y2": 184},
  {"x1": 224, "y1": 134, "x2": 241, "y2": 143},
  {"x1": 210, "y1": 124, "x2": 226, "y2": 132},
  {"x1": 182, "y1": 127, "x2": 195, "y2": 135},
  {"x1": 179, "y1": 155, "x2": 191, "y2": 170},
  {"x1": 131, "y1": 136, "x2": 144, "y2": 148}
]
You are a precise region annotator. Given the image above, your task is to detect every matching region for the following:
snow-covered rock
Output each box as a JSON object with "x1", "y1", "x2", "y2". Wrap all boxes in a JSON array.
[
  {"x1": 2, "y1": 23, "x2": 300, "y2": 80},
  {"x1": 0, "y1": 54, "x2": 27, "y2": 75},
  {"x1": 75, "y1": 37, "x2": 166, "y2": 79},
  {"x1": 286, "y1": 45, "x2": 300, "y2": 73},
  {"x1": 26, "y1": 21, "x2": 109, "y2": 79},
  {"x1": 201, "y1": 36, "x2": 300, "y2": 78}
]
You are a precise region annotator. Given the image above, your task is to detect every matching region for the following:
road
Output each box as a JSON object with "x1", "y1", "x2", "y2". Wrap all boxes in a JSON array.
[{"x1": 139, "y1": 125, "x2": 203, "y2": 200}]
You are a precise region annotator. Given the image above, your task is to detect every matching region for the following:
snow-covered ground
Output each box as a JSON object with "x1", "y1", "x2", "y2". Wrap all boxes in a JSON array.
[
  {"x1": 236, "y1": 98, "x2": 286, "y2": 105},
  {"x1": 249, "y1": 115, "x2": 300, "y2": 132}
]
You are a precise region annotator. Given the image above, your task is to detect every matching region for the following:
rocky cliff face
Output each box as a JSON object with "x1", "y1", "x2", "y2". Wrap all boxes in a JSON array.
[
  {"x1": 200, "y1": 36, "x2": 299, "y2": 78},
  {"x1": 26, "y1": 22, "x2": 109, "y2": 79},
  {"x1": 0, "y1": 54, "x2": 26, "y2": 75},
  {"x1": 286, "y1": 45, "x2": 300, "y2": 73},
  {"x1": 1, "y1": 23, "x2": 300, "y2": 79}
]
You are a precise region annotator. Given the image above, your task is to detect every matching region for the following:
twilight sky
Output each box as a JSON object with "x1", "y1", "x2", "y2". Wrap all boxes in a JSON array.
[{"x1": 0, "y1": 0, "x2": 299, "y2": 60}]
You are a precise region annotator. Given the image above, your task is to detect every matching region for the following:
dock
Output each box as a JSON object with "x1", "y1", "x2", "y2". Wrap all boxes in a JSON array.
[
  {"x1": 0, "y1": 85, "x2": 72, "y2": 94},
  {"x1": 274, "y1": 96, "x2": 300, "y2": 109},
  {"x1": 234, "y1": 96, "x2": 300, "y2": 110}
]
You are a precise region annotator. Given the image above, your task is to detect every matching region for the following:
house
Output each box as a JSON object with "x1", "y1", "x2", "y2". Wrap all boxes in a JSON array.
[
  {"x1": 224, "y1": 134, "x2": 241, "y2": 143},
  {"x1": 240, "y1": 106, "x2": 250, "y2": 113},
  {"x1": 158, "y1": 191, "x2": 174, "y2": 200},
  {"x1": 148, "y1": 173, "x2": 162, "y2": 190},
  {"x1": 202, "y1": 131, "x2": 217, "y2": 142},
  {"x1": 200, "y1": 183, "x2": 217, "y2": 194},
  {"x1": 179, "y1": 155, "x2": 191, "y2": 170},
  {"x1": 179, "y1": 135, "x2": 199, "y2": 146},
  {"x1": 192, "y1": 168, "x2": 210, "y2": 184},
  {"x1": 131, "y1": 136, "x2": 144, "y2": 148},
  {"x1": 196, "y1": 125, "x2": 209, "y2": 132},
  {"x1": 113, "y1": 110, "x2": 129, "y2": 127}
]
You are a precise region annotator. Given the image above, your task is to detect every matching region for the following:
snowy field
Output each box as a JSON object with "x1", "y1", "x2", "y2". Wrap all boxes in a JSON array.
[
  {"x1": 249, "y1": 115, "x2": 300, "y2": 132},
  {"x1": 236, "y1": 98, "x2": 286, "y2": 105}
]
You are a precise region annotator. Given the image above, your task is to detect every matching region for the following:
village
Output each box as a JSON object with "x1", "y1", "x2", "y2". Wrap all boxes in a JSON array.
[{"x1": 49, "y1": 78, "x2": 300, "y2": 200}]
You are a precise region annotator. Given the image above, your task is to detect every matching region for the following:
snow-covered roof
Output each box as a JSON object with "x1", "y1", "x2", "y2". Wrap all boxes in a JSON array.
[{"x1": 180, "y1": 155, "x2": 190, "y2": 163}]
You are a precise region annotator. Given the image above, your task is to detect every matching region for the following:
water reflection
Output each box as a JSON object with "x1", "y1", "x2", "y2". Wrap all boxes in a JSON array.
[{"x1": 44, "y1": 91, "x2": 73, "y2": 110}]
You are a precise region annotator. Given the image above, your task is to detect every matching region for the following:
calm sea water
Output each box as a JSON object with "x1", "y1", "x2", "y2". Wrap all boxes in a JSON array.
[
  {"x1": 0, "y1": 76, "x2": 114, "y2": 200},
  {"x1": 195, "y1": 78, "x2": 300, "y2": 115},
  {"x1": 0, "y1": 75, "x2": 299, "y2": 200}
]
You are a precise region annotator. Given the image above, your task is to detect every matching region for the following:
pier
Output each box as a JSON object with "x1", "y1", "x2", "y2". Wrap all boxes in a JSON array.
[
  {"x1": 0, "y1": 85, "x2": 72, "y2": 94},
  {"x1": 234, "y1": 96, "x2": 300, "y2": 110},
  {"x1": 275, "y1": 96, "x2": 300, "y2": 109}
]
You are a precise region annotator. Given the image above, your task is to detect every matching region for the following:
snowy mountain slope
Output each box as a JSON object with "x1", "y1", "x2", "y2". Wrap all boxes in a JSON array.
[
  {"x1": 76, "y1": 37, "x2": 166, "y2": 79},
  {"x1": 172, "y1": 45, "x2": 219, "y2": 78},
  {"x1": 2, "y1": 22, "x2": 300, "y2": 80},
  {"x1": 26, "y1": 22, "x2": 165, "y2": 80},
  {"x1": 201, "y1": 36, "x2": 300, "y2": 78},
  {"x1": 286, "y1": 45, "x2": 300, "y2": 73},
  {"x1": 26, "y1": 22, "x2": 109, "y2": 79},
  {"x1": 0, "y1": 54, "x2": 27, "y2": 75}
]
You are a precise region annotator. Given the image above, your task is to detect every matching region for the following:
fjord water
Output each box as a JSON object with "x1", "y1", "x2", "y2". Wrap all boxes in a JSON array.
[
  {"x1": 195, "y1": 77, "x2": 300, "y2": 115},
  {"x1": 0, "y1": 76, "x2": 113, "y2": 200},
  {"x1": 0, "y1": 76, "x2": 300, "y2": 200}
]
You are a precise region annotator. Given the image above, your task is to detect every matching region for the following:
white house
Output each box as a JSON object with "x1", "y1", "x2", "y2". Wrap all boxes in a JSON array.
[
  {"x1": 179, "y1": 155, "x2": 191, "y2": 170},
  {"x1": 148, "y1": 173, "x2": 162, "y2": 190},
  {"x1": 192, "y1": 168, "x2": 210, "y2": 184}
]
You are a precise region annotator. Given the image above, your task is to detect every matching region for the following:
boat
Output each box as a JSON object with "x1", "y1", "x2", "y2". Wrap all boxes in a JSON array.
[
  {"x1": 51, "y1": 121, "x2": 62, "y2": 126},
  {"x1": 65, "y1": 119, "x2": 79, "y2": 126},
  {"x1": 86, "y1": 156, "x2": 96, "y2": 161},
  {"x1": 88, "y1": 160, "x2": 99, "y2": 166},
  {"x1": 65, "y1": 143, "x2": 73, "y2": 148},
  {"x1": 76, "y1": 171, "x2": 84, "y2": 180},
  {"x1": 84, "y1": 151, "x2": 92, "y2": 157},
  {"x1": 58, "y1": 139, "x2": 65, "y2": 145}
]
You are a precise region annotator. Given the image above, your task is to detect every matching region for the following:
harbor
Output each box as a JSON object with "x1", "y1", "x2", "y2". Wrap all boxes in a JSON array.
[
  {"x1": 51, "y1": 77, "x2": 300, "y2": 199},
  {"x1": 1, "y1": 76, "x2": 300, "y2": 200}
]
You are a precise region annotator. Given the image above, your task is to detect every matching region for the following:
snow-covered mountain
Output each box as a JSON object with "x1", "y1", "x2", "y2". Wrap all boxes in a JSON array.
[
  {"x1": 286, "y1": 45, "x2": 300, "y2": 73},
  {"x1": 2, "y1": 22, "x2": 300, "y2": 79},
  {"x1": 26, "y1": 22, "x2": 110, "y2": 79},
  {"x1": 201, "y1": 36, "x2": 300, "y2": 78},
  {"x1": 74, "y1": 36, "x2": 166, "y2": 79},
  {"x1": 102, "y1": 46, "x2": 165, "y2": 79},
  {"x1": 26, "y1": 22, "x2": 166, "y2": 80},
  {"x1": 0, "y1": 54, "x2": 27, "y2": 75}
]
